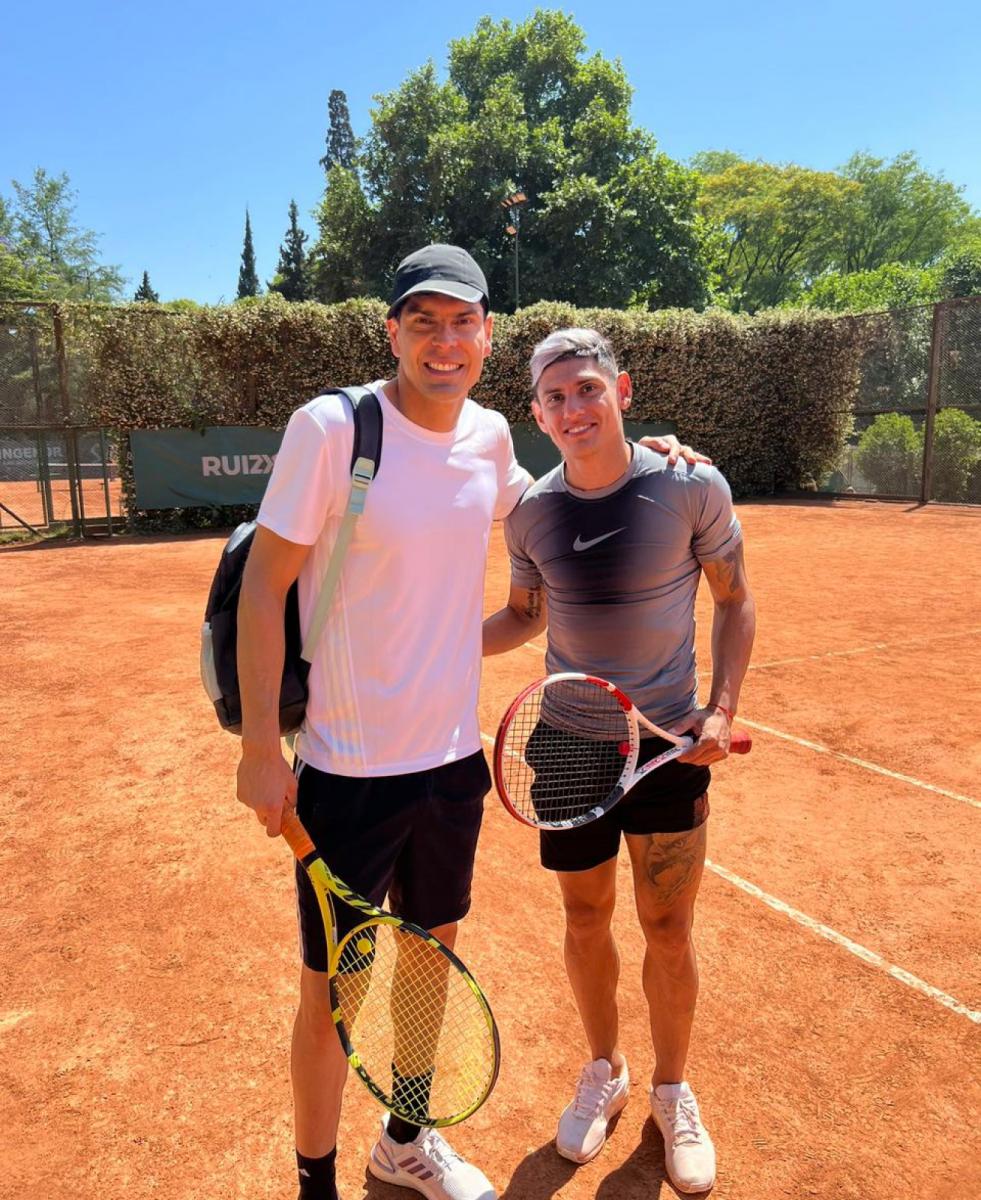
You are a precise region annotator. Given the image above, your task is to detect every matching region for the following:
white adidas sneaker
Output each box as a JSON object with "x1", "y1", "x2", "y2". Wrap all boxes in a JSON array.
[
  {"x1": 555, "y1": 1057, "x2": 630, "y2": 1164},
  {"x1": 368, "y1": 1117, "x2": 496, "y2": 1200},
  {"x1": 649, "y1": 1081, "x2": 716, "y2": 1193}
]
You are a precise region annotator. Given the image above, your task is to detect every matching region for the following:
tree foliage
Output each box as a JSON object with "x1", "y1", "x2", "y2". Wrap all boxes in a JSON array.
[
  {"x1": 695, "y1": 151, "x2": 977, "y2": 312},
  {"x1": 2, "y1": 168, "x2": 123, "y2": 301},
  {"x1": 237, "y1": 210, "x2": 259, "y2": 299},
  {"x1": 320, "y1": 89, "x2": 357, "y2": 173},
  {"x1": 932, "y1": 408, "x2": 981, "y2": 502},
  {"x1": 836, "y1": 152, "x2": 972, "y2": 274},
  {"x1": 696, "y1": 159, "x2": 858, "y2": 311},
  {"x1": 312, "y1": 11, "x2": 710, "y2": 311},
  {"x1": 855, "y1": 412, "x2": 921, "y2": 495},
  {"x1": 309, "y1": 167, "x2": 374, "y2": 303},
  {"x1": 799, "y1": 263, "x2": 940, "y2": 312},
  {"x1": 268, "y1": 200, "x2": 311, "y2": 301},
  {"x1": 134, "y1": 271, "x2": 159, "y2": 303}
]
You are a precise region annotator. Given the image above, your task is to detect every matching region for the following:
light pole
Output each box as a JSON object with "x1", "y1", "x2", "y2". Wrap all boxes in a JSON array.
[{"x1": 500, "y1": 190, "x2": 527, "y2": 311}]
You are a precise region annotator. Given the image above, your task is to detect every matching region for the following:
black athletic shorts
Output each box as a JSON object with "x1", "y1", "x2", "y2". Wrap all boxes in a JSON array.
[
  {"x1": 293, "y1": 750, "x2": 491, "y2": 972},
  {"x1": 539, "y1": 735, "x2": 710, "y2": 874}
]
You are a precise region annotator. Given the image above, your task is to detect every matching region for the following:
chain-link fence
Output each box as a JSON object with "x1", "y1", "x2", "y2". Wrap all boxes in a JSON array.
[
  {"x1": 822, "y1": 296, "x2": 981, "y2": 502},
  {"x1": 0, "y1": 303, "x2": 120, "y2": 534}
]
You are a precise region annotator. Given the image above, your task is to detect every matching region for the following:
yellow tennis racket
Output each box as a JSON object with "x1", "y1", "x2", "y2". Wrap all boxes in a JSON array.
[{"x1": 280, "y1": 810, "x2": 500, "y2": 1127}]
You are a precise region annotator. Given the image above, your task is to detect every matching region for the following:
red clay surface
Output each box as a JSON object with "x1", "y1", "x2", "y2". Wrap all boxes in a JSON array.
[
  {"x1": 0, "y1": 477, "x2": 121, "y2": 529},
  {"x1": 1, "y1": 500, "x2": 979, "y2": 1200}
]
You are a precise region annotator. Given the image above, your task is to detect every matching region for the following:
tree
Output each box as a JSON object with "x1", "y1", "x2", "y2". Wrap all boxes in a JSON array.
[
  {"x1": 8, "y1": 168, "x2": 123, "y2": 301},
  {"x1": 695, "y1": 157, "x2": 857, "y2": 311},
  {"x1": 309, "y1": 167, "x2": 374, "y2": 303},
  {"x1": 931, "y1": 409, "x2": 981, "y2": 502},
  {"x1": 836, "y1": 152, "x2": 973, "y2": 274},
  {"x1": 935, "y1": 241, "x2": 978, "y2": 300},
  {"x1": 314, "y1": 11, "x2": 710, "y2": 310},
  {"x1": 237, "y1": 210, "x2": 260, "y2": 299},
  {"x1": 268, "y1": 200, "x2": 312, "y2": 301},
  {"x1": 133, "y1": 270, "x2": 159, "y2": 302},
  {"x1": 798, "y1": 263, "x2": 940, "y2": 312},
  {"x1": 320, "y1": 89, "x2": 357, "y2": 173},
  {"x1": 0, "y1": 194, "x2": 36, "y2": 300},
  {"x1": 855, "y1": 412, "x2": 921, "y2": 495}
]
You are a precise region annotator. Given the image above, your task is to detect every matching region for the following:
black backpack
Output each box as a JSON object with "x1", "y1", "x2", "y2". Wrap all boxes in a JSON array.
[{"x1": 200, "y1": 387, "x2": 383, "y2": 735}]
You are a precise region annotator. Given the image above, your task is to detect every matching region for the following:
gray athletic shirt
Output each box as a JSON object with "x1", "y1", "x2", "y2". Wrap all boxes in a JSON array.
[{"x1": 504, "y1": 444, "x2": 742, "y2": 729}]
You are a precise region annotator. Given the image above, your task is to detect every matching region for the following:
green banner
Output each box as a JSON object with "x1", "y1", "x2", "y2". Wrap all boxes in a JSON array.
[
  {"x1": 131, "y1": 419, "x2": 679, "y2": 511},
  {"x1": 131, "y1": 427, "x2": 284, "y2": 509}
]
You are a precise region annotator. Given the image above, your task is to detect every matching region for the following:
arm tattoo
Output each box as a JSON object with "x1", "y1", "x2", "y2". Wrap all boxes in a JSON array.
[
  {"x1": 523, "y1": 587, "x2": 544, "y2": 620},
  {"x1": 716, "y1": 547, "x2": 740, "y2": 596}
]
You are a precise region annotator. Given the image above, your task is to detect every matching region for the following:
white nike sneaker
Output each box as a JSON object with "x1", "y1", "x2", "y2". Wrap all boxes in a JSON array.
[
  {"x1": 649, "y1": 1081, "x2": 716, "y2": 1193},
  {"x1": 368, "y1": 1117, "x2": 497, "y2": 1200},
  {"x1": 555, "y1": 1057, "x2": 630, "y2": 1164}
]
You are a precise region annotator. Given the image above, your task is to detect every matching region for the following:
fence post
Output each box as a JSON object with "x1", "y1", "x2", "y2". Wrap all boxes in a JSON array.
[
  {"x1": 52, "y1": 306, "x2": 82, "y2": 535},
  {"x1": 920, "y1": 301, "x2": 944, "y2": 504}
]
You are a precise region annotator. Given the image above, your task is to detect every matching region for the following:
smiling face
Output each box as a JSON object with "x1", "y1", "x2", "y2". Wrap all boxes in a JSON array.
[
  {"x1": 386, "y1": 293, "x2": 493, "y2": 427},
  {"x1": 532, "y1": 356, "x2": 632, "y2": 474}
]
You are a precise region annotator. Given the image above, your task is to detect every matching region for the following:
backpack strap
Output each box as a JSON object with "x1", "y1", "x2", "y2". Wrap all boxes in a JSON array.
[
  {"x1": 338, "y1": 385, "x2": 383, "y2": 478},
  {"x1": 300, "y1": 386, "x2": 384, "y2": 663}
]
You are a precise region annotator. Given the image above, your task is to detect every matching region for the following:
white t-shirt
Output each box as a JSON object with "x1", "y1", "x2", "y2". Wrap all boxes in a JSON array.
[{"x1": 257, "y1": 382, "x2": 528, "y2": 777}]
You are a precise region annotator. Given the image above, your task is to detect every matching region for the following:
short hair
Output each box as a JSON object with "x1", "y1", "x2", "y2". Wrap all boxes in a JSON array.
[{"x1": 530, "y1": 328, "x2": 619, "y2": 392}]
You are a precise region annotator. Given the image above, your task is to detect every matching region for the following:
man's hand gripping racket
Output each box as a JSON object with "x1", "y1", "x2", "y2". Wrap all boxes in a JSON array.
[
  {"x1": 280, "y1": 811, "x2": 500, "y2": 1127},
  {"x1": 493, "y1": 673, "x2": 752, "y2": 830}
]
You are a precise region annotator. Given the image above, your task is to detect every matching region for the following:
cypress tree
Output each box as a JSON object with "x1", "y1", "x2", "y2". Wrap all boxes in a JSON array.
[
  {"x1": 237, "y1": 210, "x2": 259, "y2": 298},
  {"x1": 320, "y1": 90, "x2": 357, "y2": 172},
  {"x1": 133, "y1": 270, "x2": 159, "y2": 302},
  {"x1": 269, "y1": 200, "x2": 311, "y2": 301}
]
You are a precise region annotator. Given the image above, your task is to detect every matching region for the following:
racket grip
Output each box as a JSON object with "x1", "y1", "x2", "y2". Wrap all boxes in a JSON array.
[
  {"x1": 729, "y1": 730, "x2": 753, "y2": 754},
  {"x1": 280, "y1": 809, "x2": 316, "y2": 859}
]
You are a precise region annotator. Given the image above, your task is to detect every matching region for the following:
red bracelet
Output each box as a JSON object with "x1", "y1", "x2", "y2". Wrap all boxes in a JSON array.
[{"x1": 707, "y1": 702, "x2": 735, "y2": 722}]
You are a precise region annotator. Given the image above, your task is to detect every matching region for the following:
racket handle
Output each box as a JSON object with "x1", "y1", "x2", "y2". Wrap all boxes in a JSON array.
[
  {"x1": 729, "y1": 730, "x2": 753, "y2": 754},
  {"x1": 280, "y1": 808, "x2": 316, "y2": 859}
]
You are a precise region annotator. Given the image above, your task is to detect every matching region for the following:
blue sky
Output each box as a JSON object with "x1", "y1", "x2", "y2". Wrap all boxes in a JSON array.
[{"x1": 4, "y1": 0, "x2": 979, "y2": 304}]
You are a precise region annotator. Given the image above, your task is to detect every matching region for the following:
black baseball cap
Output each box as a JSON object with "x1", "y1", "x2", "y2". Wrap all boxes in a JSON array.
[{"x1": 388, "y1": 244, "x2": 489, "y2": 317}]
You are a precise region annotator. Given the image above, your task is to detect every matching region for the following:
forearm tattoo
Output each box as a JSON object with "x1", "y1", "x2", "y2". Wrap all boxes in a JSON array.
[{"x1": 523, "y1": 587, "x2": 544, "y2": 620}]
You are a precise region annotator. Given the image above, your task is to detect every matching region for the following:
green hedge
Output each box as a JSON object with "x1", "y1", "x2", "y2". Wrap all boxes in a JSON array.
[{"x1": 13, "y1": 295, "x2": 872, "y2": 528}]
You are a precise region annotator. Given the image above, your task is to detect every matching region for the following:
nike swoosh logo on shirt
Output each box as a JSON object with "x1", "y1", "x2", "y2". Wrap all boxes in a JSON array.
[{"x1": 573, "y1": 528, "x2": 626, "y2": 552}]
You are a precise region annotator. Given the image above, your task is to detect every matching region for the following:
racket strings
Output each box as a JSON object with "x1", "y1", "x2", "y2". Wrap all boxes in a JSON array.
[
  {"x1": 500, "y1": 680, "x2": 633, "y2": 825},
  {"x1": 334, "y1": 922, "x2": 495, "y2": 1125}
]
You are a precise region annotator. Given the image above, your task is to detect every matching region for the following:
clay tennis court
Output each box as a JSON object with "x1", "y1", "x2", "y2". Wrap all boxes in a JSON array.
[{"x1": 2, "y1": 499, "x2": 979, "y2": 1200}]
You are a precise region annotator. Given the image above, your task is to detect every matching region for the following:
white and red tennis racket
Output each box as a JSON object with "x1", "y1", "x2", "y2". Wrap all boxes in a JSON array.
[{"x1": 493, "y1": 673, "x2": 752, "y2": 830}]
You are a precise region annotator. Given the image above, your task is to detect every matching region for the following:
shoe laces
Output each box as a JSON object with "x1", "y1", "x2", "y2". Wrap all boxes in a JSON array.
[
  {"x1": 573, "y1": 1064, "x2": 616, "y2": 1119},
  {"x1": 661, "y1": 1093, "x2": 703, "y2": 1146},
  {"x1": 418, "y1": 1130, "x2": 463, "y2": 1173}
]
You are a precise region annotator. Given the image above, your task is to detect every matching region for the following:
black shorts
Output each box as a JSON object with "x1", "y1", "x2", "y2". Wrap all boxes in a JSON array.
[
  {"x1": 294, "y1": 750, "x2": 491, "y2": 972},
  {"x1": 539, "y1": 736, "x2": 711, "y2": 874}
]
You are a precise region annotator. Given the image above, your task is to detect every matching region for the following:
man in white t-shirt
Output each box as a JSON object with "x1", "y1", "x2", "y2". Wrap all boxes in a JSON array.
[{"x1": 236, "y1": 248, "x2": 706, "y2": 1200}]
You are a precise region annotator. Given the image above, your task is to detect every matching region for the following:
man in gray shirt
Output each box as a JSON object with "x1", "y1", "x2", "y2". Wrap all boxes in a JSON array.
[{"x1": 483, "y1": 329, "x2": 756, "y2": 1194}]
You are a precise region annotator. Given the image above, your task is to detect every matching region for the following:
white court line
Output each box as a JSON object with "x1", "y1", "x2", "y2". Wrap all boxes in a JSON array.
[
  {"x1": 705, "y1": 860, "x2": 981, "y2": 1025},
  {"x1": 479, "y1": 731, "x2": 981, "y2": 1024},
  {"x1": 526, "y1": 628, "x2": 981, "y2": 671},
  {"x1": 737, "y1": 718, "x2": 980, "y2": 810},
  {"x1": 748, "y1": 625, "x2": 981, "y2": 671}
]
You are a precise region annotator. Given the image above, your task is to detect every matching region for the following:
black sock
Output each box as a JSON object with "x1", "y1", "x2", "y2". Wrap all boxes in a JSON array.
[
  {"x1": 386, "y1": 1114, "x2": 422, "y2": 1145},
  {"x1": 296, "y1": 1148, "x2": 338, "y2": 1200},
  {"x1": 387, "y1": 1067, "x2": 434, "y2": 1144}
]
